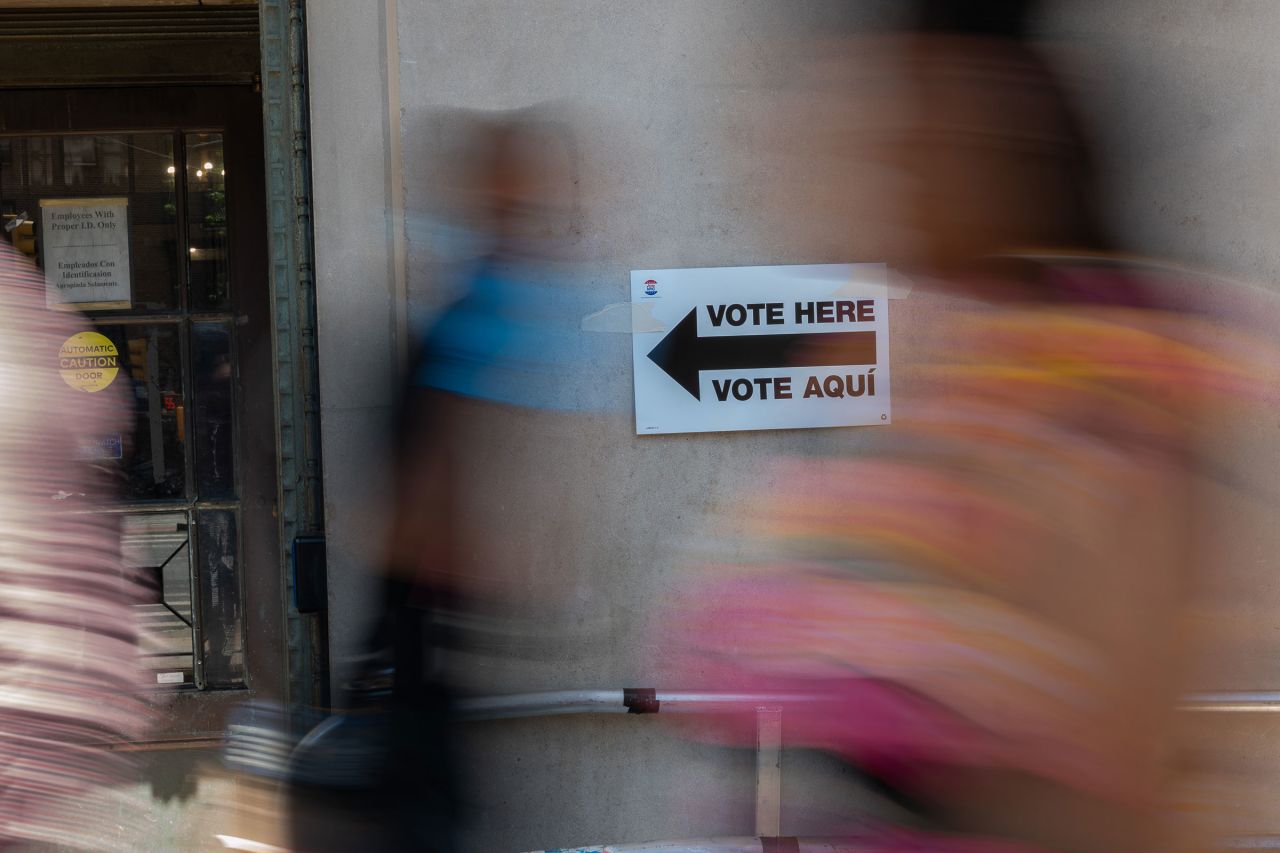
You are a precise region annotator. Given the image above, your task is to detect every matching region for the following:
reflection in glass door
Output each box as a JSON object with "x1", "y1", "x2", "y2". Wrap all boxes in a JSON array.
[{"x1": 1, "y1": 130, "x2": 244, "y2": 691}]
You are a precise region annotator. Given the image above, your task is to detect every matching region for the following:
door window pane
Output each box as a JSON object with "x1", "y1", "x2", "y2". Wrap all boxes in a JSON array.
[
  {"x1": 94, "y1": 322, "x2": 186, "y2": 501},
  {"x1": 125, "y1": 512, "x2": 195, "y2": 688},
  {"x1": 185, "y1": 133, "x2": 229, "y2": 311},
  {"x1": 193, "y1": 321, "x2": 235, "y2": 499},
  {"x1": 11, "y1": 121, "x2": 251, "y2": 699},
  {"x1": 0, "y1": 133, "x2": 179, "y2": 311},
  {"x1": 195, "y1": 509, "x2": 244, "y2": 688}
]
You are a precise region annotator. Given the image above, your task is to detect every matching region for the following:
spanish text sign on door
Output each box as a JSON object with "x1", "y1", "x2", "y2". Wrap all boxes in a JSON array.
[
  {"x1": 632, "y1": 263, "x2": 891, "y2": 435},
  {"x1": 41, "y1": 197, "x2": 132, "y2": 310}
]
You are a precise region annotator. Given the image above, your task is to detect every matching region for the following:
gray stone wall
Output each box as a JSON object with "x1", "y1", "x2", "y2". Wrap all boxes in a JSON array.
[{"x1": 306, "y1": 2, "x2": 1280, "y2": 848}]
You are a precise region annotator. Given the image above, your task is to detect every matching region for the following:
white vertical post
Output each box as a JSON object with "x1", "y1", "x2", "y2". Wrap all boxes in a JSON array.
[{"x1": 755, "y1": 706, "x2": 782, "y2": 837}]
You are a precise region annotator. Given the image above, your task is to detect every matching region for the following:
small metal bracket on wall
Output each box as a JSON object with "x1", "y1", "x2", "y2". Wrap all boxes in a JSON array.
[{"x1": 291, "y1": 535, "x2": 327, "y2": 614}]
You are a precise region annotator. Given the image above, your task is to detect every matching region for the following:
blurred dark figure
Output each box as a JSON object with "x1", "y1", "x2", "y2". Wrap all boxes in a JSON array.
[
  {"x1": 0, "y1": 236, "x2": 147, "y2": 849},
  {"x1": 289, "y1": 111, "x2": 583, "y2": 853},
  {"x1": 913, "y1": 0, "x2": 1037, "y2": 36}
]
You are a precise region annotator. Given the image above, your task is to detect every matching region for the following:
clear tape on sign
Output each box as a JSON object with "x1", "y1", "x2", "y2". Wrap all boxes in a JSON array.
[{"x1": 581, "y1": 302, "x2": 666, "y2": 334}]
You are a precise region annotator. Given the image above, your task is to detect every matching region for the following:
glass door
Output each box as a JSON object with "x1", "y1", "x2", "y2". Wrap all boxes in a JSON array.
[{"x1": 0, "y1": 87, "x2": 282, "y2": 739}]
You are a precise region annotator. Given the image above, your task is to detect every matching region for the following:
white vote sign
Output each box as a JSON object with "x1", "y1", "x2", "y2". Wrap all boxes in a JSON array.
[{"x1": 632, "y1": 263, "x2": 891, "y2": 435}]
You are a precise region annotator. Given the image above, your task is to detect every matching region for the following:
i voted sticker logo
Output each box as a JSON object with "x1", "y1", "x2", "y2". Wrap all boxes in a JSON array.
[{"x1": 644, "y1": 279, "x2": 658, "y2": 296}]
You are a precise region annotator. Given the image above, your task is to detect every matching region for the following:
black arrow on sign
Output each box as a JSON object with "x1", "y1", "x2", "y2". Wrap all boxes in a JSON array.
[{"x1": 646, "y1": 308, "x2": 877, "y2": 400}]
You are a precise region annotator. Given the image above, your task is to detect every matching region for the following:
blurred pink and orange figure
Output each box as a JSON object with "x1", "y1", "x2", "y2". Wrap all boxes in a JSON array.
[
  {"x1": 657, "y1": 3, "x2": 1280, "y2": 851},
  {"x1": 0, "y1": 238, "x2": 149, "y2": 849}
]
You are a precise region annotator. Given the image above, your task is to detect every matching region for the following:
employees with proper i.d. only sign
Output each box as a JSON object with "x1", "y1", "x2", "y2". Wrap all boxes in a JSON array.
[{"x1": 632, "y1": 263, "x2": 890, "y2": 435}]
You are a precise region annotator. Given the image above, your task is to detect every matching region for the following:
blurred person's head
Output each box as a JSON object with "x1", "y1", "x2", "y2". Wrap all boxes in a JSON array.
[
  {"x1": 741, "y1": 1, "x2": 1102, "y2": 298},
  {"x1": 911, "y1": 0, "x2": 1039, "y2": 36},
  {"x1": 432, "y1": 108, "x2": 579, "y2": 257},
  {"x1": 896, "y1": 0, "x2": 1106, "y2": 287}
]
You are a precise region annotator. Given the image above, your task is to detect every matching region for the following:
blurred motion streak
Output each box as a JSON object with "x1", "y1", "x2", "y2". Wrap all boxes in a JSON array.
[
  {"x1": 655, "y1": 2, "x2": 1280, "y2": 852},
  {"x1": 0, "y1": 238, "x2": 148, "y2": 849},
  {"x1": 284, "y1": 108, "x2": 606, "y2": 853}
]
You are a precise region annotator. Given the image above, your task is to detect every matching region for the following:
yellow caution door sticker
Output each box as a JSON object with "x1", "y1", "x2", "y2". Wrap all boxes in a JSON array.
[{"x1": 58, "y1": 331, "x2": 119, "y2": 392}]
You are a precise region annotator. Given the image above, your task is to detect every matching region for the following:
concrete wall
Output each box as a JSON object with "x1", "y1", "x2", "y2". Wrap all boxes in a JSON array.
[
  {"x1": 307, "y1": 0, "x2": 407, "y2": 683},
  {"x1": 306, "y1": 1, "x2": 1280, "y2": 848}
]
